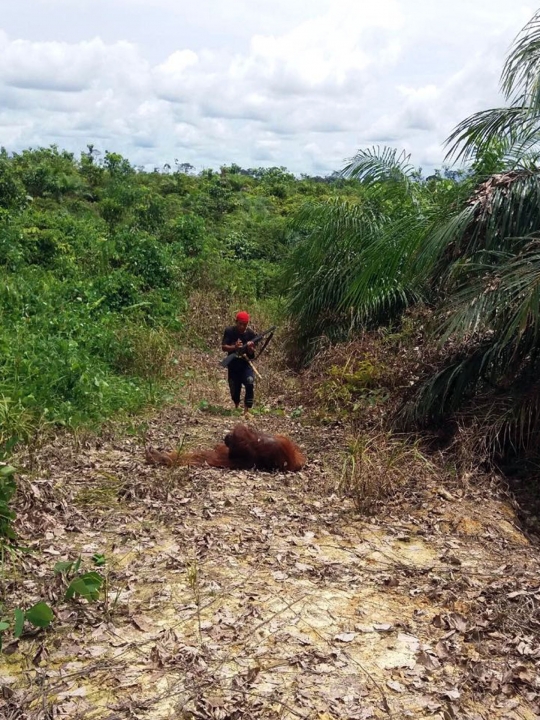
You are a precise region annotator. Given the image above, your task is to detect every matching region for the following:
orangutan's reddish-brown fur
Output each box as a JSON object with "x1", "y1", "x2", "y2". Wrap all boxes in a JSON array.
[{"x1": 145, "y1": 424, "x2": 306, "y2": 472}]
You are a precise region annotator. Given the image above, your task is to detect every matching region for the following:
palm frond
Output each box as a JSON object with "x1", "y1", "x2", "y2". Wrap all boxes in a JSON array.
[
  {"x1": 501, "y1": 9, "x2": 540, "y2": 110},
  {"x1": 342, "y1": 213, "x2": 431, "y2": 323},
  {"x1": 411, "y1": 204, "x2": 477, "y2": 287},
  {"x1": 341, "y1": 172, "x2": 474, "y2": 323},
  {"x1": 447, "y1": 11, "x2": 540, "y2": 164},
  {"x1": 289, "y1": 198, "x2": 383, "y2": 251},
  {"x1": 486, "y1": 379, "x2": 540, "y2": 453},
  {"x1": 341, "y1": 146, "x2": 416, "y2": 188},
  {"x1": 499, "y1": 132, "x2": 540, "y2": 169},
  {"x1": 400, "y1": 349, "x2": 490, "y2": 427},
  {"x1": 445, "y1": 107, "x2": 533, "y2": 163},
  {"x1": 284, "y1": 197, "x2": 385, "y2": 344},
  {"x1": 402, "y1": 350, "x2": 540, "y2": 455},
  {"x1": 461, "y1": 171, "x2": 540, "y2": 256},
  {"x1": 439, "y1": 244, "x2": 540, "y2": 352}
]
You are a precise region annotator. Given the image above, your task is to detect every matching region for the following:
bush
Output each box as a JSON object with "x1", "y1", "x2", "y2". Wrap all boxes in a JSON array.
[
  {"x1": 111, "y1": 325, "x2": 174, "y2": 380},
  {"x1": 0, "y1": 142, "x2": 354, "y2": 447}
]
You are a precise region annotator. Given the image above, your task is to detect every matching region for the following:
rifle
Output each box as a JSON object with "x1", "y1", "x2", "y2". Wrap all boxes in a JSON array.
[{"x1": 220, "y1": 325, "x2": 276, "y2": 368}]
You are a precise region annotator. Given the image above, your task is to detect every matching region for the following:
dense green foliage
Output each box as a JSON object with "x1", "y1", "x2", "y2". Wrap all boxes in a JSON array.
[
  {"x1": 0, "y1": 147, "x2": 359, "y2": 454},
  {"x1": 284, "y1": 150, "x2": 478, "y2": 354},
  {"x1": 284, "y1": 10, "x2": 540, "y2": 458}
]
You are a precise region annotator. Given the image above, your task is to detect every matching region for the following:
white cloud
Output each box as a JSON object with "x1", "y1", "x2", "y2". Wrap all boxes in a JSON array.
[
  {"x1": 0, "y1": 33, "x2": 147, "y2": 95},
  {"x1": 0, "y1": 1, "x2": 535, "y2": 173}
]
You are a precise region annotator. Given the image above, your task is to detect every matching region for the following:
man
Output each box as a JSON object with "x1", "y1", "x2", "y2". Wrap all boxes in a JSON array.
[{"x1": 222, "y1": 311, "x2": 257, "y2": 415}]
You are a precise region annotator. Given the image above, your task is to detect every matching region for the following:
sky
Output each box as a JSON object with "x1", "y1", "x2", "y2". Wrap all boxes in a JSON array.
[{"x1": 0, "y1": 0, "x2": 535, "y2": 175}]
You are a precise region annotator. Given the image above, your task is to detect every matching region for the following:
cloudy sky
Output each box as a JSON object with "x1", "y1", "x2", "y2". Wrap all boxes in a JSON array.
[{"x1": 0, "y1": 0, "x2": 534, "y2": 175}]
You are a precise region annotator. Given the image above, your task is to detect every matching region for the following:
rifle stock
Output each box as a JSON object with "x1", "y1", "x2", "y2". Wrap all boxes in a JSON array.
[{"x1": 220, "y1": 325, "x2": 276, "y2": 368}]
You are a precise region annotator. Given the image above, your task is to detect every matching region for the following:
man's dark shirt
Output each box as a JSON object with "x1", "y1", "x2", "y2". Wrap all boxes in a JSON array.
[{"x1": 222, "y1": 326, "x2": 256, "y2": 372}]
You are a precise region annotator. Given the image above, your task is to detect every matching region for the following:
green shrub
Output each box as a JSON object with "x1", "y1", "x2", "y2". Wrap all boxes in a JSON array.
[{"x1": 0, "y1": 142, "x2": 357, "y2": 444}]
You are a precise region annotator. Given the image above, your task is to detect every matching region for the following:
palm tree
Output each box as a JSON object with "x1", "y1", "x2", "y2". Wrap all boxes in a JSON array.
[
  {"x1": 286, "y1": 9, "x2": 540, "y2": 455},
  {"x1": 401, "y1": 170, "x2": 540, "y2": 452},
  {"x1": 283, "y1": 147, "x2": 467, "y2": 361},
  {"x1": 398, "y1": 10, "x2": 540, "y2": 453}
]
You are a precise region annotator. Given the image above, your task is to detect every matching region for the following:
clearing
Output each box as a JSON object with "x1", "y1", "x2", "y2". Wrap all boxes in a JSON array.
[{"x1": 2, "y1": 352, "x2": 539, "y2": 719}]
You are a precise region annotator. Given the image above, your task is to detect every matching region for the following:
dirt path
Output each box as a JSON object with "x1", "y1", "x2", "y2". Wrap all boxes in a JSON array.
[{"x1": 2, "y1": 365, "x2": 540, "y2": 720}]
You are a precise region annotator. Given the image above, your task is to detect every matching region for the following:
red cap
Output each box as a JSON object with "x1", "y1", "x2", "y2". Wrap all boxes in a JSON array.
[{"x1": 236, "y1": 311, "x2": 250, "y2": 323}]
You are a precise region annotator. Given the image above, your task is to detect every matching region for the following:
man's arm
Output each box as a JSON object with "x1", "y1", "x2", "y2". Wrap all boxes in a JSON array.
[
  {"x1": 222, "y1": 340, "x2": 243, "y2": 352},
  {"x1": 244, "y1": 330, "x2": 257, "y2": 358},
  {"x1": 222, "y1": 328, "x2": 242, "y2": 353}
]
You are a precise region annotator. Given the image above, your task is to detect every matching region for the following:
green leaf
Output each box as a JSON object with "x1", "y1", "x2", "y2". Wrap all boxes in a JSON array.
[
  {"x1": 0, "y1": 621, "x2": 10, "y2": 632},
  {"x1": 25, "y1": 602, "x2": 53, "y2": 628},
  {"x1": 13, "y1": 608, "x2": 25, "y2": 638},
  {"x1": 1, "y1": 525, "x2": 17, "y2": 541},
  {"x1": 65, "y1": 572, "x2": 104, "y2": 601},
  {"x1": 53, "y1": 561, "x2": 74, "y2": 575},
  {"x1": 65, "y1": 578, "x2": 83, "y2": 600},
  {"x1": 501, "y1": 10, "x2": 540, "y2": 109},
  {"x1": 79, "y1": 571, "x2": 104, "y2": 597},
  {"x1": 0, "y1": 465, "x2": 16, "y2": 478}
]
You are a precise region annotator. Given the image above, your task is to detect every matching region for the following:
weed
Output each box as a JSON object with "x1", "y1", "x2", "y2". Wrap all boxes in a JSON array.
[
  {"x1": 340, "y1": 432, "x2": 435, "y2": 514},
  {"x1": 112, "y1": 324, "x2": 174, "y2": 380},
  {"x1": 0, "y1": 459, "x2": 58, "y2": 649},
  {"x1": 0, "y1": 601, "x2": 54, "y2": 650},
  {"x1": 0, "y1": 552, "x2": 113, "y2": 651},
  {"x1": 54, "y1": 556, "x2": 100, "y2": 600},
  {"x1": 74, "y1": 472, "x2": 124, "y2": 508},
  {"x1": 0, "y1": 397, "x2": 40, "y2": 459},
  {"x1": 316, "y1": 358, "x2": 389, "y2": 417},
  {"x1": 0, "y1": 464, "x2": 17, "y2": 542},
  {"x1": 198, "y1": 400, "x2": 235, "y2": 416}
]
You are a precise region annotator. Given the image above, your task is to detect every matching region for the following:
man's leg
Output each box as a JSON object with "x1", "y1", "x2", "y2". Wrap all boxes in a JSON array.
[
  {"x1": 228, "y1": 371, "x2": 242, "y2": 408},
  {"x1": 243, "y1": 365, "x2": 255, "y2": 414}
]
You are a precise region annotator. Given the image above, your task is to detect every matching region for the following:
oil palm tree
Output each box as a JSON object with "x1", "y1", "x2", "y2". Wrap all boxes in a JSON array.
[
  {"x1": 286, "y1": 9, "x2": 540, "y2": 454},
  {"x1": 283, "y1": 147, "x2": 466, "y2": 361},
  {"x1": 401, "y1": 10, "x2": 540, "y2": 453}
]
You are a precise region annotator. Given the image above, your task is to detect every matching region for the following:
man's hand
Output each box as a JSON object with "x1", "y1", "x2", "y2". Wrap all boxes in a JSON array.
[
  {"x1": 247, "y1": 341, "x2": 255, "y2": 350},
  {"x1": 235, "y1": 339, "x2": 243, "y2": 349}
]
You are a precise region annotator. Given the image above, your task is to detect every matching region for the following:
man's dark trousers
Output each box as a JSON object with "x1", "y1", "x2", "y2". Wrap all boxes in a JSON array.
[{"x1": 228, "y1": 363, "x2": 254, "y2": 408}]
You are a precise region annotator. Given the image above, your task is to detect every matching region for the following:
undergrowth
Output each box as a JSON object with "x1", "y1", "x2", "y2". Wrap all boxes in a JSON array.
[
  {"x1": 339, "y1": 432, "x2": 437, "y2": 514},
  {"x1": 1, "y1": 147, "x2": 326, "y2": 456}
]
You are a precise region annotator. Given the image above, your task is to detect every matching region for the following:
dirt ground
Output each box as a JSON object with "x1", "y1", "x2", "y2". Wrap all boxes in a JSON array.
[{"x1": 1, "y1": 358, "x2": 540, "y2": 719}]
